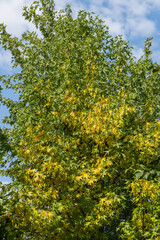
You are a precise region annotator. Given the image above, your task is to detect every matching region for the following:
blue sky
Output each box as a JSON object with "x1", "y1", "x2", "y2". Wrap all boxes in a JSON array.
[{"x1": 0, "y1": 0, "x2": 160, "y2": 183}]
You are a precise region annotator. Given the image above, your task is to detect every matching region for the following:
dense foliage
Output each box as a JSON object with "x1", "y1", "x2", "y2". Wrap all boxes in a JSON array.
[{"x1": 0, "y1": 0, "x2": 160, "y2": 239}]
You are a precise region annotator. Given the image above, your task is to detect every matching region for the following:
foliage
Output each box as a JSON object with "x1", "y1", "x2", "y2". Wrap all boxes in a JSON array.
[
  {"x1": 0, "y1": 182, "x2": 21, "y2": 240},
  {"x1": 0, "y1": 0, "x2": 160, "y2": 239}
]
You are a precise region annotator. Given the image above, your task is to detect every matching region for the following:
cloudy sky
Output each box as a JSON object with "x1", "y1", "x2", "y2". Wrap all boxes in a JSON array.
[
  {"x1": 0, "y1": 0, "x2": 160, "y2": 68},
  {"x1": 0, "y1": 0, "x2": 160, "y2": 183}
]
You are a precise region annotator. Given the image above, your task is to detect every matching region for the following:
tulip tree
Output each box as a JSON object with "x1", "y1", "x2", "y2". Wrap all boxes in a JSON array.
[{"x1": 0, "y1": 0, "x2": 159, "y2": 239}]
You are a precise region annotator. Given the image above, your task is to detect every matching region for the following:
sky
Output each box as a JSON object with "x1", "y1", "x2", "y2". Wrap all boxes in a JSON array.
[{"x1": 0, "y1": 0, "x2": 160, "y2": 183}]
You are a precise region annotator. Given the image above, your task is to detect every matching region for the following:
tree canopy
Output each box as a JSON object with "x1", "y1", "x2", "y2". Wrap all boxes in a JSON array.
[{"x1": 0, "y1": 0, "x2": 160, "y2": 239}]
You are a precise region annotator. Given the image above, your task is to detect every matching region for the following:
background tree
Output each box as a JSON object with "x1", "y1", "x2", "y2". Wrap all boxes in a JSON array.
[{"x1": 0, "y1": 0, "x2": 159, "y2": 239}]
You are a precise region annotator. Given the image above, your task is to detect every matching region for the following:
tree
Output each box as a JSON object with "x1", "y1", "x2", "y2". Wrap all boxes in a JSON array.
[{"x1": 0, "y1": 0, "x2": 159, "y2": 239}]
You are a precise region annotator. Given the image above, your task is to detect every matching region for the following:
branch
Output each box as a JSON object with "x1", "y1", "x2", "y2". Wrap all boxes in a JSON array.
[{"x1": 0, "y1": 213, "x2": 12, "y2": 218}]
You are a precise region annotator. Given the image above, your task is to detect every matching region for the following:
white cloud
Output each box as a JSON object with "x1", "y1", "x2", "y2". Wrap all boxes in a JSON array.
[
  {"x1": 103, "y1": 17, "x2": 125, "y2": 36},
  {"x1": 0, "y1": 0, "x2": 34, "y2": 36},
  {"x1": 54, "y1": 0, "x2": 68, "y2": 10},
  {"x1": 0, "y1": 0, "x2": 159, "y2": 64},
  {"x1": 127, "y1": 18, "x2": 156, "y2": 37},
  {"x1": 93, "y1": 0, "x2": 156, "y2": 38},
  {"x1": 0, "y1": 0, "x2": 158, "y2": 38},
  {"x1": 146, "y1": 0, "x2": 160, "y2": 9},
  {"x1": 110, "y1": 0, "x2": 149, "y2": 16},
  {"x1": 132, "y1": 47, "x2": 144, "y2": 60}
]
